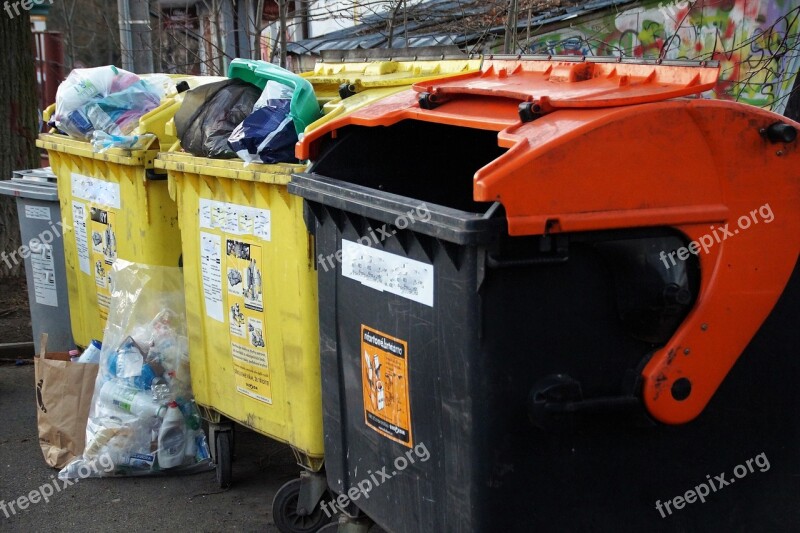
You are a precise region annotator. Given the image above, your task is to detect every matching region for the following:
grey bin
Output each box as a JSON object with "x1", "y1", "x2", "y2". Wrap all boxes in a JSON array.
[{"x1": 0, "y1": 168, "x2": 73, "y2": 353}]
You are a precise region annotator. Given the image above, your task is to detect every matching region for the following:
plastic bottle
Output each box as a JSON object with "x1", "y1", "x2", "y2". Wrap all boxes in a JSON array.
[
  {"x1": 178, "y1": 400, "x2": 201, "y2": 460},
  {"x1": 184, "y1": 431, "x2": 198, "y2": 460},
  {"x1": 158, "y1": 401, "x2": 186, "y2": 469},
  {"x1": 98, "y1": 380, "x2": 163, "y2": 418},
  {"x1": 77, "y1": 340, "x2": 102, "y2": 364},
  {"x1": 150, "y1": 376, "x2": 172, "y2": 402}
]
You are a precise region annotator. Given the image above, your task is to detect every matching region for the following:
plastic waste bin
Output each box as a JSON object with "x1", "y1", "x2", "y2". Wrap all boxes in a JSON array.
[
  {"x1": 156, "y1": 156, "x2": 327, "y2": 532},
  {"x1": 155, "y1": 61, "x2": 329, "y2": 533},
  {"x1": 0, "y1": 168, "x2": 73, "y2": 353},
  {"x1": 36, "y1": 76, "x2": 220, "y2": 347},
  {"x1": 290, "y1": 57, "x2": 800, "y2": 532},
  {"x1": 300, "y1": 56, "x2": 481, "y2": 132}
]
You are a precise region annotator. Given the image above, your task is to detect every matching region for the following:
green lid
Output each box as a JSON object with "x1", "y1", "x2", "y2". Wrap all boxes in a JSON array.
[{"x1": 228, "y1": 59, "x2": 322, "y2": 135}]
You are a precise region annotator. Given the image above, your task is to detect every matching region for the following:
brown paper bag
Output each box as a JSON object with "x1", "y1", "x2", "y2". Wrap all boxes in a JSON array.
[{"x1": 34, "y1": 334, "x2": 99, "y2": 468}]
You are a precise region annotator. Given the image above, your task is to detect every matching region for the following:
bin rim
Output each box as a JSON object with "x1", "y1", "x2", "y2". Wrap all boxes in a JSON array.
[
  {"x1": 37, "y1": 133, "x2": 157, "y2": 167},
  {"x1": 155, "y1": 151, "x2": 307, "y2": 185},
  {"x1": 301, "y1": 57, "x2": 483, "y2": 90},
  {"x1": 289, "y1": 172, "x2": 505, "y2": 246},
  {"x1": 412, "y1": 56, "x2": 720, "y2": 111},
  {"x1": 0, "y1": 180, "x2": 58, "y2": 201}
]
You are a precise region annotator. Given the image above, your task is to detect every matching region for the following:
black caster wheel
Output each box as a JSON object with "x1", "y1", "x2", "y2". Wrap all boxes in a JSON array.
[
  {"x1": 272, "y1": 478, "x2": 331, "y2": 533},
  {"x1": 215, "y1": 431, "x2": 232, "y2": 488}
]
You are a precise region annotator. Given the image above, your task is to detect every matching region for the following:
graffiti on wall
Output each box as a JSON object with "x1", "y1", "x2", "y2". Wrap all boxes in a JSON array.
[{"x1": 524, "y1": 0, "x2": 800, "y2": 112}]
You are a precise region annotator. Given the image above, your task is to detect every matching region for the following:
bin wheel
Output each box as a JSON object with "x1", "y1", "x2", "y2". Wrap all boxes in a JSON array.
[
  {"x1": 215, "y1": 431, "x2": 232, "y2": 489},
  {"x1": 272, "y1": 478, "x2": 330, "y2": 533}
]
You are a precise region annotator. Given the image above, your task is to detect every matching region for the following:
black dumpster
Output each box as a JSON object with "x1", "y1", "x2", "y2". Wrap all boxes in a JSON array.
[{"x1": 289, "y1": 58, "x2": 800, "y2": 532}]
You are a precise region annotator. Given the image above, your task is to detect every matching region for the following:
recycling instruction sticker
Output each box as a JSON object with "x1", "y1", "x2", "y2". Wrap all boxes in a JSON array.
[
  {"x1": 342, "y1": 240, "x2": 434, "y2": 307},
  {"x1": 361, "y1": 325, "x2": 412, "y2": 447},
  {"x1": 225, "y1": 238, "x2": 271, "y2": 404}
]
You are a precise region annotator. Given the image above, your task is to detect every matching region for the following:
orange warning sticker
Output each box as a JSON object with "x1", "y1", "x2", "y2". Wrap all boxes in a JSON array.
[{"x1": 361, "y1": 325, "x2": 412, "y2": 447}]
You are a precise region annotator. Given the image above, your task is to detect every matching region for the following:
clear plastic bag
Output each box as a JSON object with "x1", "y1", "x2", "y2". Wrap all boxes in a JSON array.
[
  {"x1": 54, "y1": 66, "x2": 164, "y2": 142},
  {"x1": 84, "y1": 81, "x2": 161, "y2": 136},
  {"x1": 91, "y1": 131, "x2": 156, "y2": 153},
  {"x1": 59, "y1": 261, "x2": 211, "y2": 479}
]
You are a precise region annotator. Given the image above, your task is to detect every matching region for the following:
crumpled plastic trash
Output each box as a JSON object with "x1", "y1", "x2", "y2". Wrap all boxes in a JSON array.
[
  {"x1": 91, "y1": 131, "x2": 156, "y2": 153},
  {"x1": 174, "y1": 78, "x2": 261, "y2": 159},
  {"x1": 54, "y1": 65, "x2": 164, "y2": 144},
  {"x1": 228, "y1": 80, "x2": 299, "y2": 165},
  {"x1": 59, "y1": 261, "x2": 211, "y2": 479}
]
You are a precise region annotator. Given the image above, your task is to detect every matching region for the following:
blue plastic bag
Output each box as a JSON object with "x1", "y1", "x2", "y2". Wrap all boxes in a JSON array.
[{"x1": 228, "y1": 81, "x2": 299, "y2": 165}]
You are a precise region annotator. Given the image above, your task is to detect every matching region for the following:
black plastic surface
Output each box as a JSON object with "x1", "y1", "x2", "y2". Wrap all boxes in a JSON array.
[{"x1": 290, "y1": 120, "x2": 800, "y2": 532}]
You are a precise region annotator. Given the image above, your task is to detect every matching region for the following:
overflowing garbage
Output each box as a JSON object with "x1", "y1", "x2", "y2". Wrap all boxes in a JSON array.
[
  {"x1": 49, "y1": 62, "x2": 306, "y2": 164},
  {"x1": 53, "y1": 66, "x2": 167, "y2": 151},
  {"x1": 227, "y1": 80, "x2": 298, "y2": 164},
  {"x1": 174, "y1": 75, "x2": 299, "y2": 164},
  {"x1": 60, "y1": 261, "x2": 211, "y2": 478},
  {"x1": 173, "y1": 78, "x2": 261, "y2": 159}
]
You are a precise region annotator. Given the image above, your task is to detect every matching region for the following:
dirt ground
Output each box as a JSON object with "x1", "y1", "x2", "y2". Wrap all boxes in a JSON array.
[{"x1": 0, "y1": 276, "x2": 32, "y2": 343}]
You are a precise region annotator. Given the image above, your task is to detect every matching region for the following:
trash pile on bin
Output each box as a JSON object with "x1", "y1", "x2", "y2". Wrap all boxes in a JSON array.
[
  {"x1": 50, "y1": 62, "x2": 304, "y2": 164},
  {"x1": 174, "y1": 76, "x2": 299, "y2": 163},
  {"x1": 60, "y1": 262, "x2": 210, "y2": 478},
  {"x1": 53, "y1": 65, "x2": 169, "y2": 151}
]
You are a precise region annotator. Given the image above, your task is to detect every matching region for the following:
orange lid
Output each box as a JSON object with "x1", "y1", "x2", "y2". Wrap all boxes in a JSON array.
[
  {"x1": 298, "y1": 57, "x2": 720, "y2": 163},
  {"x1": 413, "y1": 57, "x2": 719, "y2": 111}
]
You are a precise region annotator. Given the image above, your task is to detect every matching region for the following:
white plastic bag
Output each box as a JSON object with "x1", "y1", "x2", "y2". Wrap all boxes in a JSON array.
[{"x1": 54, "y1": 65, "x2": 164, "y2": 143}]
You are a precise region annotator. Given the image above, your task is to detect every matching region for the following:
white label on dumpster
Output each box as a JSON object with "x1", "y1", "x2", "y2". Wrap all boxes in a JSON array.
[
  {"x1": 71, "y1": 173, "x2": 121, "y2": 209},
  {"x1": 199, "y1": 199, "x2": 270, "y2": 241},
  {"x1": 29, "y1": 241, "x2": 58, "y2": 307},
  {"x1": 341, "y1": 240, "x2": 434, "y2": 307},
  {"x1": 253, "y1": 210, "x2": 271, "y2": 241},
  {"x1": 71, "y1": 201, "x2": 91, "y2": 275},
  {"x1": 25, "y1": 205, "x2": 51, "y2": 221},
  {"x1": 200, "y1": 232, "x2": 224, "y2": 322}
]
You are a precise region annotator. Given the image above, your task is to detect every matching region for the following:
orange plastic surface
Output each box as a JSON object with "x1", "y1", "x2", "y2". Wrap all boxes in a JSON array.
[
  {"x1": 413, "y1": 58, "x2": 720, "y2": 110},
  {"x1": 479, "y1": 100, "x2": 800, "y2": 424},
  {"x1": 297, "y1": 59, "x2": 800, "y2": 425}
]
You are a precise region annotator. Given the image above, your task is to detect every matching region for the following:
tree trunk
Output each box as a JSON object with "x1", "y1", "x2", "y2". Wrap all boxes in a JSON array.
[
  {"x1": 386, "y1": 1, "x2": 403, "y2": 49},
  {"x1": 279, "y1": 0, "x2": 288, "y2": 68},
  {"x1": 0, "y1": 10, "x2": 39, "y2": 278}
]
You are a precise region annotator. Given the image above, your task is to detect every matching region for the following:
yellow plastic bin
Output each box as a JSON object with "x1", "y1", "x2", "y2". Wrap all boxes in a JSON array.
[
  {"x1": 155, "y1": 153, "x2": 327, "y2": 526},
  {"x1": 154, "y1": 60, "x2": 328, "y2": 533},
  {"x1": 36, "y1": 76, "x2": 221, "y2": 347},
  {"x1": 301, "y1": 56, "x2": 481, "y2": 132}
]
